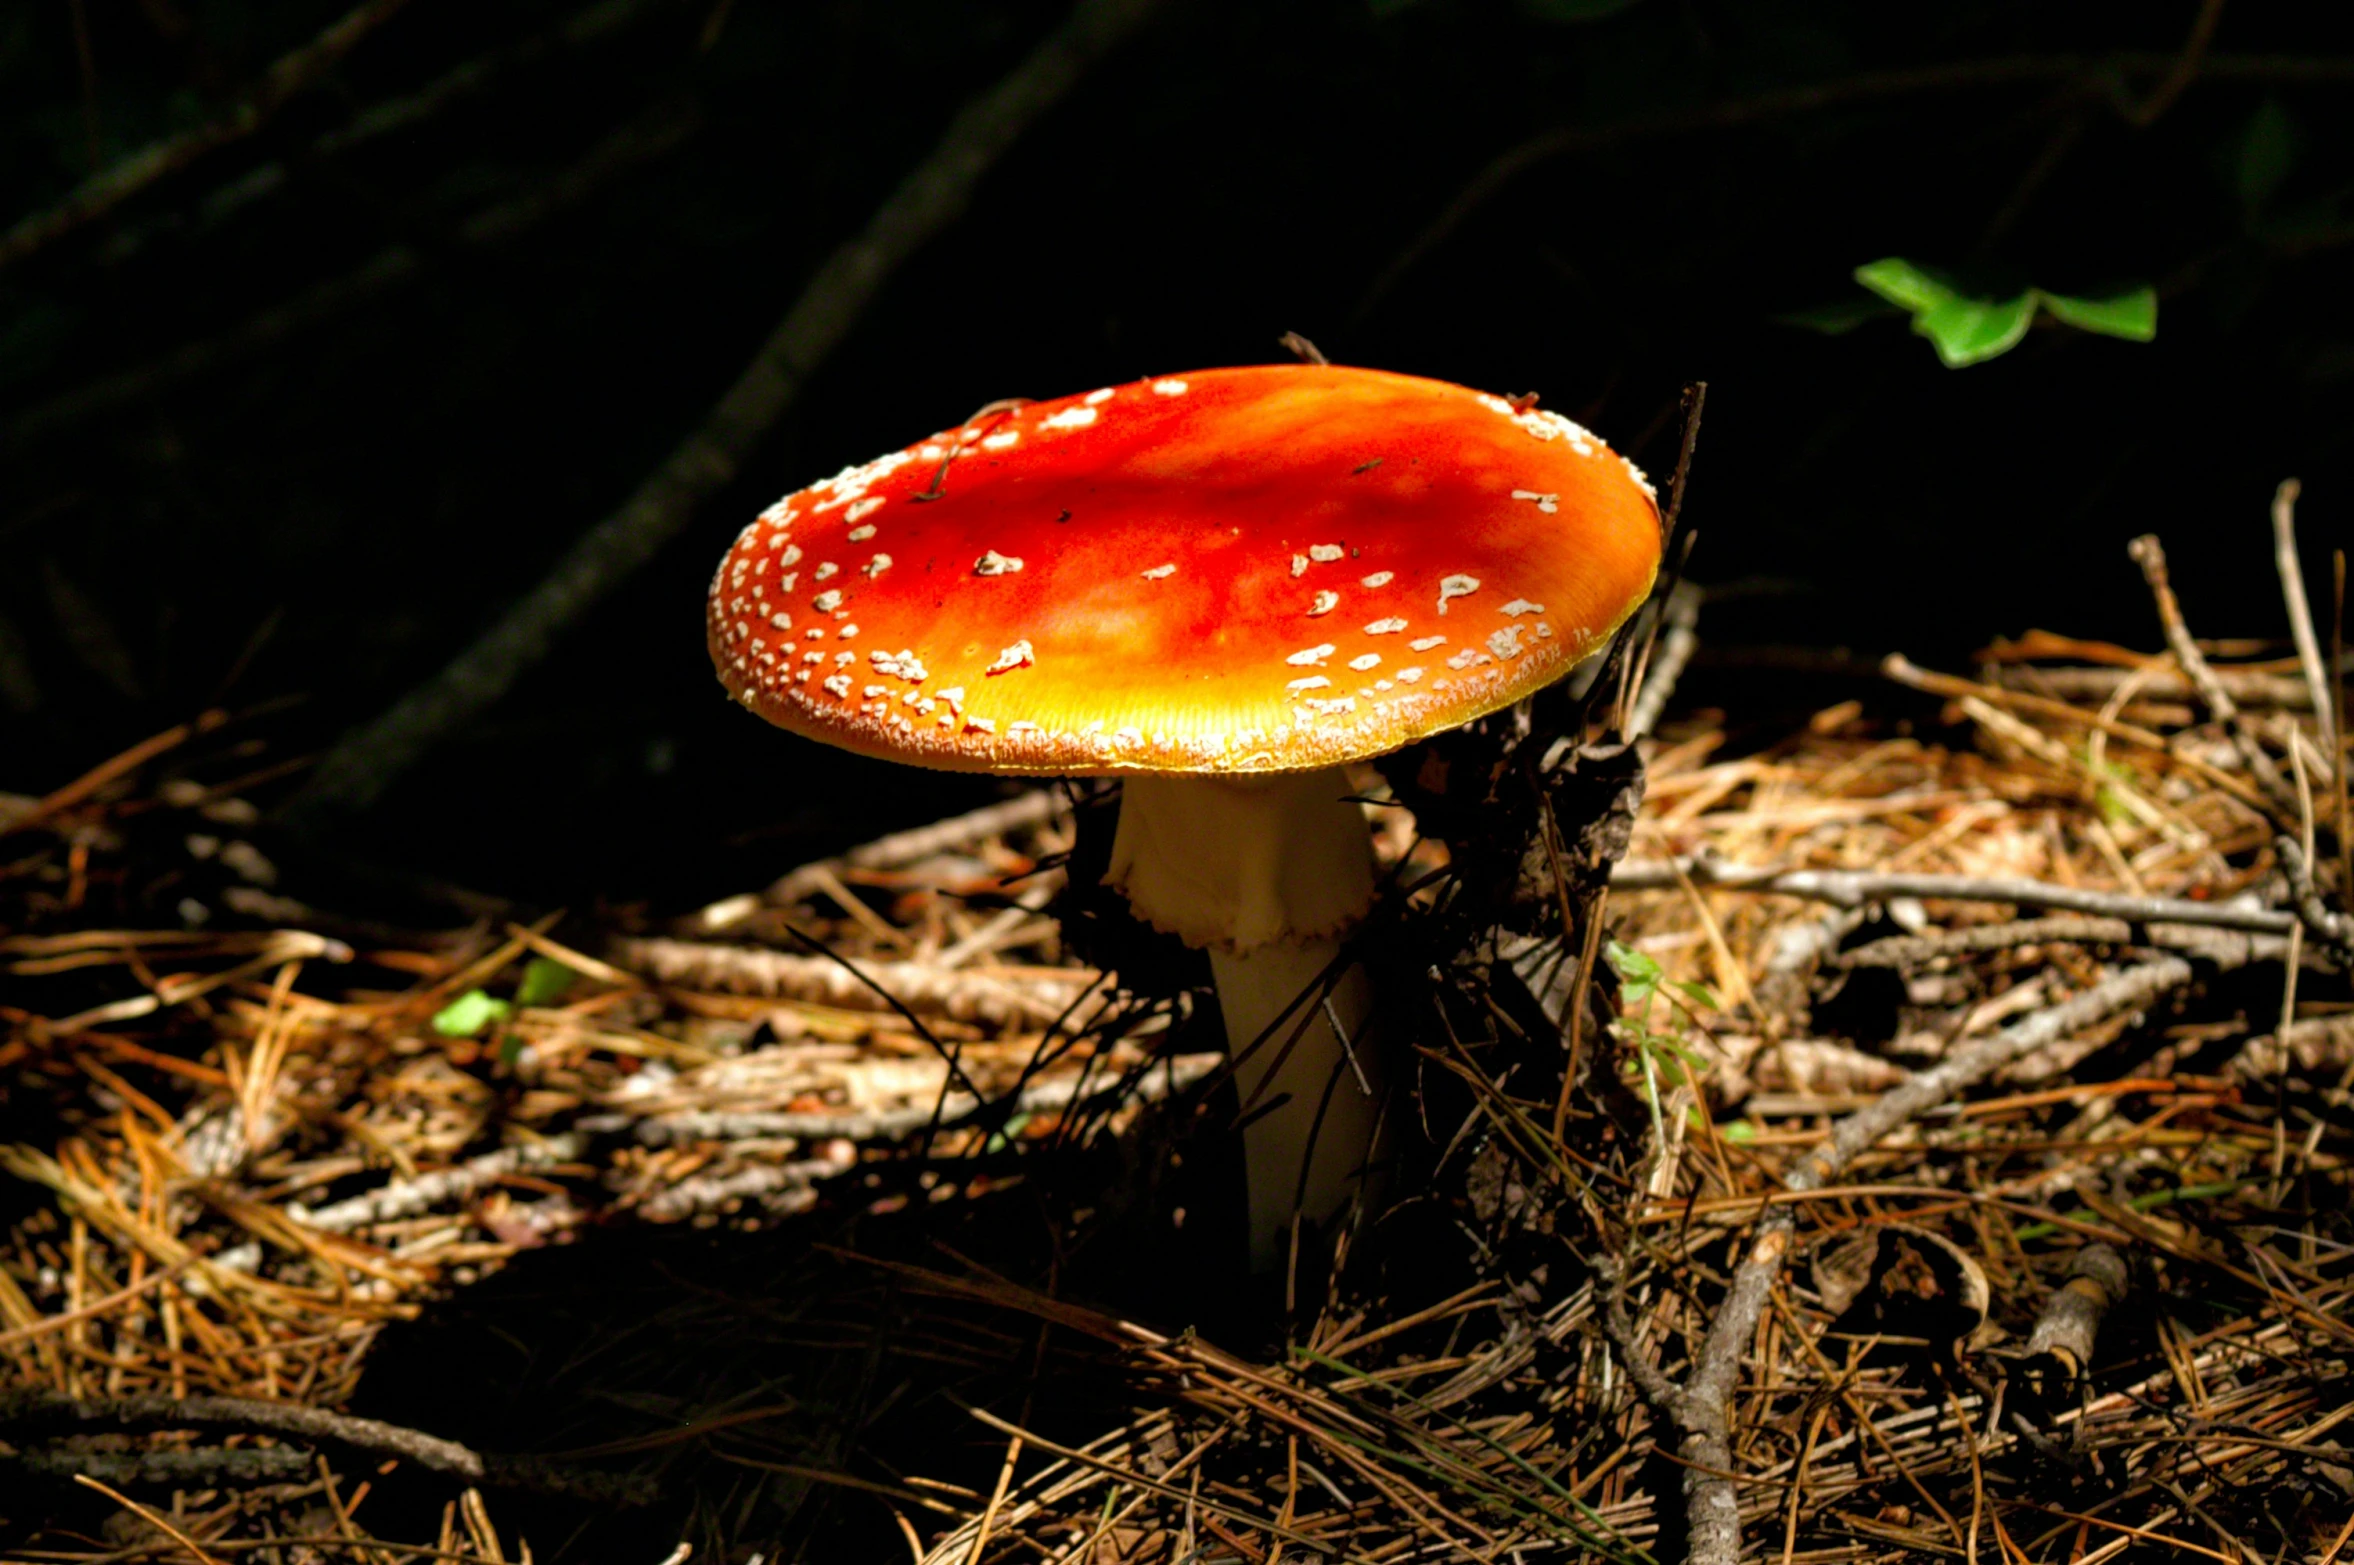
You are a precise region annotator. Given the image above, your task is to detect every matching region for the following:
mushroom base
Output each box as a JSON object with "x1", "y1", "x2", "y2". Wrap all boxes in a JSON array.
[{"x1": 1208, "y1": 941, "x2": 1385, "y2": 1271}]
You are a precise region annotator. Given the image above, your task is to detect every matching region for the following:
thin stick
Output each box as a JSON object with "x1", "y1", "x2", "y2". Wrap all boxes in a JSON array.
[
  {"x1": 1552, "y1": 888, "x2": 1608, "y2": 1145},
  {"x1": 966, "y1": 1431, "x2": 1024, "y2": 1564},
  {"x1": 2129, "y1": 533, "x2": 2295, "y2": 805},
  {"x1": 72, "y1": 1473, "x2": 226, "y2": 1565},
  {"x1": 2272, "y1": 480, "x2": 2335, "y2": 755},
  {"x1": 287, "y1": 0, "x2": 1167, "y2": 823},
  {"x1": 2334, "y1": 550, "x2": 2351, "y2": 908},
  {"x1": 1615, "y1": 384, "x2": 1706, "y2": 737},
  {"x1": 2317, "y1": 1510, "x2": 2354, "y2": 1565},
  {"x1": 1627, "y1": 584, "x2": 1702, "y2": 742},
  {"x1": 2279, "y1": 740, "x2": 2316, "y2": 1153},
  {"x1": 2, "y1": 709, "x2": 229, "y2": 839}
]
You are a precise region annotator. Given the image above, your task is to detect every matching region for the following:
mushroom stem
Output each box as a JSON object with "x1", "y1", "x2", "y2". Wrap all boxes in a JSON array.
[
  {"x1": 1208, "y1": 942, "x2": 1382, "y2": 1270},
  {"x1": 1106, "y1": 767, "x2": 1385, "y2": 1269}
]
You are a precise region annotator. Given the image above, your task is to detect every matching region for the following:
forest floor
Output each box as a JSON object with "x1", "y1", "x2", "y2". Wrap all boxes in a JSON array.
[{"x1": 3, "y1": 566, "x2": 2352, "y2": 1565}]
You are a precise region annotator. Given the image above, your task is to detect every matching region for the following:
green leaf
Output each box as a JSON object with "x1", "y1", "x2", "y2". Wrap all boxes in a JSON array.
[
  {"x1": 1721, "y1": 1119, "x2": 1759, "y2": 1144},
  {"x1": 2235, "y1": 99, "x2": 2295, "y2": 213},
  {"x1": 1915, "y1": 291, "x2": 2035, "y2": 367},
  {"x1": 1648, "y1": 1034, "x2": 1710, "y2": 1072},
  {"x1": 497, "y1": 1033, "x2": 527, "y2": 1067},
  {"x1": 1605, "y1": 941, "x2": 1662, "y2": 984},
  {"x1": 1853, "y1": 257, "x2": 1957, "y2": 315},
  {"x1": 432, "y1": 989, "x2": 511, "y2": 1038},
  {"x1": 514, "y1": 955, "x2": 580, "y2": 1008},
  {"x1": 2037, "y1": 286, "x2": 2157, "y2": 343},
  {"x1": 1852, "y1": 256, "x2": 2153, "y2": 366},
  {"x1": 1671, "y1": 980, "x2": 1720, "y2": 1012},
  {"x1": 1607, "y1": 942, "x2": 1660, "y2": 1007}
]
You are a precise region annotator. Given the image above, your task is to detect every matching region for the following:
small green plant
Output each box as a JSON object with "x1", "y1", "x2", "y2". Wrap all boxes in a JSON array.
[
  {"x1": 1604, "y1": 940, "x2": 1719, "y2": 1150},
  {"x1": 983, "y1": 1112, "x2": 1033, "y2": 1155},
  {"x1": 430, "y1": 988, "x2": 510, "y2": 1038},
  {"x1": 1852, "y1": 257, "x2": 2157, "y2": 368}
]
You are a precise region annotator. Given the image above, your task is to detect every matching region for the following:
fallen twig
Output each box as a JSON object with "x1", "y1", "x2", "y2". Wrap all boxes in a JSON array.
[
  {"x1": 0, "y1": 1391, "x2": 658, "y2": 1503},
  {"x1": 1836, "y1": 915, "x2": 2297, "y2": 970},
  {"x1": 1610, "y1": 856, "x2": 2295, "y2": 934},
  {"x1": 5, "y1": 1444, "x2": 312, "y2": 1486},
  {"x1": 609, "y1": 935, "x2": 1097, "y2": 1026},
  {"x1": 2130, "y1": 533, "x2": 2296, "y2": 807},
  {"x1": 633, "y1": 1148, "x2": 851, "y2": 1223},
  {"x1": 2272, "y1": 480, "x2": 2338, "y2": 758},
  {"x1": 609, "y1": 1053, "x2": 1218, "y2": 1149},
  {"x1": 290, "y1": 1138, "x2": 583, "y2": 1233}
]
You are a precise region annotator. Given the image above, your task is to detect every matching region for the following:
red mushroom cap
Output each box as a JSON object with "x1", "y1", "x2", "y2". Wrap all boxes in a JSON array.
[{"x1": 708, "y1": 364, "x2": 1661, "y2": 774}]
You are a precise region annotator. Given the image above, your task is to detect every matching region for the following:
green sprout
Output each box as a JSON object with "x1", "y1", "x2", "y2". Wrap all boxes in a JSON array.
[
  {"x1": 430, "y1": 988, "x2": 511, "y2": 1038},
  {"x1": 1605, "y1": 940, "x2": 1720, "y2": 1152}
]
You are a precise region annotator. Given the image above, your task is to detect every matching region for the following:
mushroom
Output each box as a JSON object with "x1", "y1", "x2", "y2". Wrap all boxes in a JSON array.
[{"x1": 708, "y1": 364, "x2": 1661, "y2": 1267}]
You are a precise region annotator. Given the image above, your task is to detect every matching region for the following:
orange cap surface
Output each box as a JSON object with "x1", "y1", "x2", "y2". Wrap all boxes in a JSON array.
[{"x1": 708, "y1": 364, "x2": 1662, "y2": 774}]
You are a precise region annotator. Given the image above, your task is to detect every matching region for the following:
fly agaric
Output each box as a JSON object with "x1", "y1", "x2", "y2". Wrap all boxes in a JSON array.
[{"x1": 709, "y1": 364, "x2": 1661, "y2": 1266}]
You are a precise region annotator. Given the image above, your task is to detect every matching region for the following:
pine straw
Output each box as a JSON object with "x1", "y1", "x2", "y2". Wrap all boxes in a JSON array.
[
  {"x1": 0, "y1": 756, "x2": 1185, "y2": 1559},
  {"x1": 3, "y1": 611, "x2": 2351, "y2": 1563},
  {"x1": 897, "y1": 629, "x2": 2351, "y2": 1565}
]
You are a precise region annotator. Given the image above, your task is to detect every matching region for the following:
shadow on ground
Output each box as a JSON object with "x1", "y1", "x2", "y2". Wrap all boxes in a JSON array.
[{"x1": 347, "y1": 1128, "x2": 1256, "y2": 1564}]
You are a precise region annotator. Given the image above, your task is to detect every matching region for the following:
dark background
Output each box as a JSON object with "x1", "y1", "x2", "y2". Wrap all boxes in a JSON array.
[{"x1": 4, "y1": 0, "x2": 2349, "y2": 907}]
